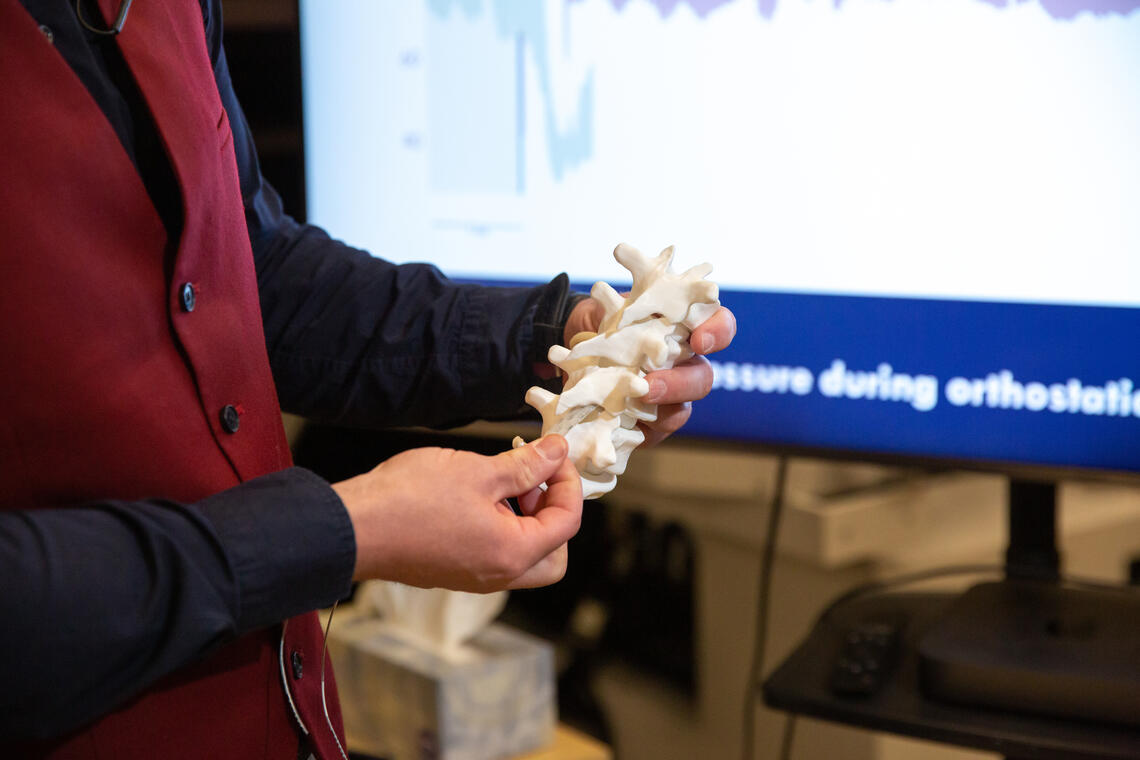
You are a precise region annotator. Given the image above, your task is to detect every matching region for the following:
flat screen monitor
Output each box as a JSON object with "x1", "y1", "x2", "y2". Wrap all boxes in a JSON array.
[{"x1": 299, "y1": 0, "x2": 1140, "y2": 479}]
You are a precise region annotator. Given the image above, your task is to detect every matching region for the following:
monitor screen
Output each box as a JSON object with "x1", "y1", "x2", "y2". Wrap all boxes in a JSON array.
[{"x1": 299, "y1": 0, "x2": 1140, "y2": 477}]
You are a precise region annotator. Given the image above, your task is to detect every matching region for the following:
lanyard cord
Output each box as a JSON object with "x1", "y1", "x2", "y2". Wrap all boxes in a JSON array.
[
  {"x1": 280, "y1": 601, "x2": 349, "y2": 760},
  {"x1": 320, "y1": 600, "x2": 349, "y2": 760},
  {"x1": 75, "y1": 0, "x2": 134, "y2": 35}
]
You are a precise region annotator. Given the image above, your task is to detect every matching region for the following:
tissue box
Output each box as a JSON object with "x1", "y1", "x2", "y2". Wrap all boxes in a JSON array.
[{"x1": 329, "y1": 613, "x2": 556, "y2": 760}]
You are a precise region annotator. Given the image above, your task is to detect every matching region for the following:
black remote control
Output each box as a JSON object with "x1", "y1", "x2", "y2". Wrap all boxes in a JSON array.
[{"x1": 829, "y1": 621, "x2": 899, "y2": 697}]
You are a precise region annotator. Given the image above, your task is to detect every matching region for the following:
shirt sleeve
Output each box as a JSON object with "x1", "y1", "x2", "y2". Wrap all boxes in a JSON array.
[
  {"x1": 203, "y1": 1, "x2": 579, "y2": 429},
  {"x1": 0, "y1": 467, "x2": 355, "y2": 741}
]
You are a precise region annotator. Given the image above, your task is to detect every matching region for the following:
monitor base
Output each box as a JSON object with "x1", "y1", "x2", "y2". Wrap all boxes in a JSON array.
[{"x1": 917, "y1": 579, "x2": 1140, "y2": 729}]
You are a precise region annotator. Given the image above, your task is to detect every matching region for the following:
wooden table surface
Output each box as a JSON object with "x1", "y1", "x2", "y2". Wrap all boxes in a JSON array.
[{"x1": 515, "y1": 724, "x2": 612, "y2": 760}]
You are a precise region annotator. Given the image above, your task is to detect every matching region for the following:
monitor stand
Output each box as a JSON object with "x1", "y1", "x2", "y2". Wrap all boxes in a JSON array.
[{"x1": 917, "y1": 480, "x2": 1140, "y2": 733}]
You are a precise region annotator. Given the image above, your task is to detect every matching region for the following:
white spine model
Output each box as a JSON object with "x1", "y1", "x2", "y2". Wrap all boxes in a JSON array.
[
  {"x1": 514, "y1": 243, "x2": 721, "y2": 499},
  {"x1": 361, "y1": 245, "x2": 719, "y2": 654}
]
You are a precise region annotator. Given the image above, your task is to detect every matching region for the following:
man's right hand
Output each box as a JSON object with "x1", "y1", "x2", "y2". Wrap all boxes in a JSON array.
[{"x1": 331, "y1": 435, "x2": 582, "y2": 592}]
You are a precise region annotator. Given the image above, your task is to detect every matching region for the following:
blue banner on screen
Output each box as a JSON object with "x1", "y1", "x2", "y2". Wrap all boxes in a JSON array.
[{"x1": 693, "y1": 291, "x2": 1140, "y2": 473}]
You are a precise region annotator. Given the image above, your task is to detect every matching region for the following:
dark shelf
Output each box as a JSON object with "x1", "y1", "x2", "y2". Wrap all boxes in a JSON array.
[{"x1": 763, "y1": 590, "x2": 1140, "y2": 760}]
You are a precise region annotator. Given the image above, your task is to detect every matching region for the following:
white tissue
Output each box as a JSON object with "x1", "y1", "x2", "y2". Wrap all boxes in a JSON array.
[{"x1": 363, "y1": 580, "x2": 508, "y2": 662}]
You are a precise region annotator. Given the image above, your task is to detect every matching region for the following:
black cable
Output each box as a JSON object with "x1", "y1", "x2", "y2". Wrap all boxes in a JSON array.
[
  {"x1": 818, "y1": 563, "x2": 1001, "y2": 625},
  {"x1": 778, "y1": 714, "x2": 797, "y2": 760},
  {"x1": 742, "y1": 456, "x2": 789, "y2": 760},
  {"x1": 814, "y1": 562, "x2": 1140, "y2": 631}
]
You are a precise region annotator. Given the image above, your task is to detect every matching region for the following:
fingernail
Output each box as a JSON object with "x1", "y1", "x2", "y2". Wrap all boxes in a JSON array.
[
  {"x1": 697, "y1": 333, "x2": 714, "y2": 354},
  {"x1": 536, "y1": 435, "x2": 566, "y2": 460},
  {"x1": 646, "y1": 379, "x2": 666, "y2": 403}
]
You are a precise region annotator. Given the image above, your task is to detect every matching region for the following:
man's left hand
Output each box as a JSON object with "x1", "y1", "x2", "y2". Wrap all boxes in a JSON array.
[{"x1": 563, "y1": 298, "x2": 737, "y2": 447}]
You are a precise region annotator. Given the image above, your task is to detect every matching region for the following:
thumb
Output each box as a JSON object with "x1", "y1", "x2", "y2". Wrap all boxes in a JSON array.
[{"x1": 491, "y1": 435, "x2": 569, "y2": 498}]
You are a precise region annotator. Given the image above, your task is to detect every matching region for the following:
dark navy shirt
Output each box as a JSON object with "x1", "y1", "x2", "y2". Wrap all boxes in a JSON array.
[{"x1": 2, "y1": 0, "x2": 576, "y2": 740}]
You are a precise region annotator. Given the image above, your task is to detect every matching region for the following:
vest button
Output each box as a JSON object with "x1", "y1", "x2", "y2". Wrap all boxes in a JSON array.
[
  {"x1": 180, "y1": 282, "x2": 196, "y2": 312},
  {"x1": 39, "y1": 24, "x2": 54, "y2": 44},
  {"x1": 219, "y1": 404, "x2": 241, "y2": 433},
  {"x1": 291, "y1": 650, "x2": 304, "y2": 680}
]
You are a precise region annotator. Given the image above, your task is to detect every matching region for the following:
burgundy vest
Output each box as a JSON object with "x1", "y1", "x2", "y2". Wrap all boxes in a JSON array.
[{"x1": 0, "y1": 1, "x2": 345, "y2": 756}]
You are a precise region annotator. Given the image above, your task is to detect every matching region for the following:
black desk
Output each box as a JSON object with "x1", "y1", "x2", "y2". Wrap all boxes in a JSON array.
[{"x1": 763, "y1": 590, "x2": 1140, "y2": 760}]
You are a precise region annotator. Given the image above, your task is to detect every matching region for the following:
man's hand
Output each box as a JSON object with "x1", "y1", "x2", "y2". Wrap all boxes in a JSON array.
[
  {"x1": 564, "y1": 298, "x2": 737, "y2": 446},
  {"x1": 333, "y1": 435, "x2": 582, "y2": 592}
]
